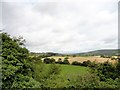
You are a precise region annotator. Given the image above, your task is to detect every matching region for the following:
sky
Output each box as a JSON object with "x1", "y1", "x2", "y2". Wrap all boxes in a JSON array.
[{"x1": 1, "y1": 0, "x2": 119, "y2": 53}]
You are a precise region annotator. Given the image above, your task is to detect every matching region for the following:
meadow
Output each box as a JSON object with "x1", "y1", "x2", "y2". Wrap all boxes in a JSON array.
[{"x1": 46, "y1": 64, "x2": 89, "y2": 75}]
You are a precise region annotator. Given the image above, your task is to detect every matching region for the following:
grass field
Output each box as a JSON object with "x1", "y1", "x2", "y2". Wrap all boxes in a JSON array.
[
  {"x1": 60, "y1": 64, "x2": 89, "y2": 75},
  {"x1": 49, "y1": 56, "x2": 116, "y2": 64},
  {"x1": 45, "y1": 64, "x2": 89, "y2": 76}
]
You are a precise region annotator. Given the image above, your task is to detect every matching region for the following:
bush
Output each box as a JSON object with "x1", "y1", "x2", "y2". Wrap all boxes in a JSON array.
[
  {"x1": 43, "y1": 58, "x2": 55, "y2": 64},
  {"x1": 48, "y1": 64, "x2": 61, "y2": 75},
  {"x1": 56, "y1": 57, "x2": 70, "y2": 64},
  {"x1": 56, "y1": 58, "x2": 63, "y2": 64},
  {"x1": 67, "y1": 73, "x2": 100, "y2": 88},
  {"x1": 62, "y1": 57, "x2": 70, "y2": 64},
  {"x1": 29, "y1": 56, "x2": 42, "y2": 63},
  {"x1": 92, "y1": 61, "x2": 117, "y2": 81},
  {"x1": 81, "y1": 60, "x2": 91, "y2": 66},
  {"x1": 2, "y1": 33, "x2": 39, "y2": 88},
  {"x1": 72, "y1": 61, "x2": 81, "y2": 66}
]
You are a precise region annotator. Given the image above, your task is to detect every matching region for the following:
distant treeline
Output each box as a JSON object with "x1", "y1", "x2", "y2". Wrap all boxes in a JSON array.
[{"x1": 30, "y1": 49, "x2": 120, "y2": 58}]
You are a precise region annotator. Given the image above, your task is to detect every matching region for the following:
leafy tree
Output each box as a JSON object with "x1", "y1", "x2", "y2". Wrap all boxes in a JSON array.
[
  {"x1": 48, "y1": 64, "x2": 61, "y2": 75},
  {"x1": 57, "y1": 58, "x2": 63, "y2": 64},
  {"x1": 72, "y1": 61, "x2": 81, "y2": 66},
  {"x1": 2, "y1": 33, "x2": 40, "y2": 88},
  {"x1": 81, "y1": 60, "x2": 91, "y2": 66},
  {"x1": 63, "y1": 57, "x2": 70, "y2": 64},
  {"x1": 43, "y1": 58, "x2": 55, "y2": 64},
  {"x1": 67, "y1": 73, "x2": 100, "y2": 88},
  {"x1": 116, "y1": 59, "x2": 120, "y2": 75}
]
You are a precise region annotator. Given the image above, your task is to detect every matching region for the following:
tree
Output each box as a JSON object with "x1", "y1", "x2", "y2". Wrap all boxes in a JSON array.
[
  {"x1": 57, "y1": 58, "x2": 63, "y2": 64},
  {"x1": 2, "y1": 33, "x2": 40, "y2": 88},
  {"x1": 43, "y1": 58, "x2": 55, "y2": 64},
  {"x1": 116, "y1": 59, "x2": 120, "y2": 75},
  {"x1": 72, "y1": 61, "x2": 81, "y2": 66},
  {"x1": 63, "y1": 57, "x2": 70, "y2": 64},
  {"x1": 48, "y1": 64, "x2": 61, "y2": 75},
  {"x1": 81, "y1": 60, "x2": 91, "y2": 66}
]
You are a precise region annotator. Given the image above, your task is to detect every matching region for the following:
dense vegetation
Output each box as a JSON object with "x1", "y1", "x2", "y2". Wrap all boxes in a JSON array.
[
  {"x1": 1, "y1": 32, "x2": 120, "y2": 89},
  {"x1": 2, "y1": 33, "x2": 40, "y2": 88}
]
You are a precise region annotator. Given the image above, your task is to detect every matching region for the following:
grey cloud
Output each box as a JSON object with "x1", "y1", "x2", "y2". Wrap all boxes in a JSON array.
[
  {"x1": 103, "y1": 35, "x2": 118, "y2": 44},
  {"x1": 2, "y1": 0, "x2": 118, "y2": 53},
  {"x1": 33, "y1": 2, "x2": 58, "y2": 15}
]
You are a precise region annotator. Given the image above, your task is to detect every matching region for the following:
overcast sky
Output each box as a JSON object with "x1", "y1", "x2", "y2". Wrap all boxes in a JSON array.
[{"x1": 1, "y1": 0, "x2": 119, "y2": 53}]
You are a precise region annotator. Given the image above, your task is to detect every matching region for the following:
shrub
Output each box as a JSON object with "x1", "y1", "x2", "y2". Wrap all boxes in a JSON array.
[
  {"x1": 62, "y1": 58, "x2": 70, "y2": 64},
  {"x1": 56, "y1": 58, "x2": 63, "y2": 64},
  {"x1": 48, "y1": 64, "x2": 61, "y2": 75},
  {"x1": 43, "y1": 58, "x2": 55, "y2": 64},
  {"x1": 2, "y1": 33, "x2": 40, "y2": 88},
  {"x1": 72, "y1": 61, "x2": 81, "y2": 66},
  {"x1": 81, "y1": 60, "x2": 91, "y2": 66},
  {"x1": 67, "y1": 73, "x2": 100, "y2": 88},
  {"x1": 93, "y1": 61, "x2": 117, "y2": 81}
]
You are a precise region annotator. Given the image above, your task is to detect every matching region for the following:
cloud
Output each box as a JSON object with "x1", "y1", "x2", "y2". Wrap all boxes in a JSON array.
[{"x1": 2, "y1": 0, "x2": 119, "y2": 53}]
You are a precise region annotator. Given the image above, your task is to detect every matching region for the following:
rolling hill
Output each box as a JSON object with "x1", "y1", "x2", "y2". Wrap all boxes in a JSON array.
[
  {"x1": 30, "y1": 49, "x2": 120, "y2": 57},
  {"x1": 77, "y1": 49, "x2": 120, "y2": 56}
]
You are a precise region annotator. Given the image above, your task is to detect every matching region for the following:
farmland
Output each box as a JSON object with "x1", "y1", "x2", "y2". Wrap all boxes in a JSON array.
[{"x1": 49, "y1": 56, "x2": 117, "y2": 64}]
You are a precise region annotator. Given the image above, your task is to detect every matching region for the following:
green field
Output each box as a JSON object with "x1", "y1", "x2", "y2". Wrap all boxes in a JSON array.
[
  {"x1": 45, "y1": 64, "x2": 89, "y2": 76},
  {"x1": 60, "y1": 64, "x2": 89, "y2": 75},
  {"x1": 43, "y1": 64, "x2": 90, "y2": 82}
]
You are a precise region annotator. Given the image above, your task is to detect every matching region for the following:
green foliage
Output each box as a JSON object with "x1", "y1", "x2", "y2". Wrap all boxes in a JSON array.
[
  {"x1": 2, "y1": 32, "x2": 120, "y2": 89},
  {"x1": 99, "y1": 78, "x2": 120, "y2": 88},
  {"x1": 32, "y1": 62, "x2": 45, "y2": 82},
  {"x1": 62, "y1": 57, "x2": 70, "y2": 64},
  {"x1": 72, "y1": 61, "x2": 81, "y2": 66},
  {"x1": 56, "y1": 58, "x2": 62, "y2": 64},
  {"x1": 29, "y1": 55, "x2": 42, "y2": 63},
  {"x1": 116, "y1": 59, "x2": 120, "y2": 75},
  {"x1": 2, "y1": 33, "x2": 39, "y2": 88},
  {"x1": 67, "y1": 73, "x2": 100, "y2": 88},
  {"x1": 11, "y1": 74, "x2": 40, "y2": 88},
  {"x1": 48, "y1": 64, "x2": 61, "y2": 75},
  {"x1": 82, "y1": 60, "x2": 91, "y2": 66},
  {"x1": 43, "y1": 58, "x2": 55, "y2": 64},
  {"x1": 43, "y1": 75, "x2": 69, "y2": 88},
  {"x1": 32, "y1": 63, "x2": 61, "y2": 88},
  {"x1": 93, "y1": 61, "x2": 117, "y2": 81}
]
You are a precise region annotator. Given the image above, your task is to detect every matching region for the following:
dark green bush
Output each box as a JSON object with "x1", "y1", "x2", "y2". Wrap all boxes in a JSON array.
[
  {"x1": 72, "y1": 61, "x2": 81, "y2": 66},
  {"x1": 81, "y1": 60, "x2": 91, "y2": 66},
  {"x1": 43, "y1": 58, "x2": 55, "y2": 64},
  {"x1": 2, "y1": 33, "x2": 40, "y2": 88},
  {"x1": 62, "y1": 59, "x2": 70, "y2": 64}
]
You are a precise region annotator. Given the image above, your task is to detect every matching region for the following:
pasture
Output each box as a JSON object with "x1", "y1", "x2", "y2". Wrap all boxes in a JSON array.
[{"x1": 45, "y1": 64, "x2": 89, "y2": 78}]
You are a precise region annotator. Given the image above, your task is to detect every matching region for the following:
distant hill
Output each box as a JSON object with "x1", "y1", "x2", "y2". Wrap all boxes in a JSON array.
[
  {"x1": 77, "y1": 49, "x2": 120, "y2": 56},
  {"x1": 30, "y1": 49, "x2": 120, "y2": 57},
  {"x1": 30, "y1": 52, "x2": 64, "y2": 57}
]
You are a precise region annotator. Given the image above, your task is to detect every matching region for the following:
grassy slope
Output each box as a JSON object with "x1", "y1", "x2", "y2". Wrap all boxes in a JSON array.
[
  {"x1": 45, "y1": 64, "x2": 89, "y2": 76},
  {"x1": 60, "y1": 64, "x2": 89, "y2": 75}
]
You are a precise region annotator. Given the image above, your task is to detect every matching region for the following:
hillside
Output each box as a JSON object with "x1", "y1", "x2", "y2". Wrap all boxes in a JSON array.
[
  {"x1": 77, "y1": 49, "x2": 120, "y2": 56},
  {"x1": 31, "y1": 49, "x2": 120, "y2": 56}
]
